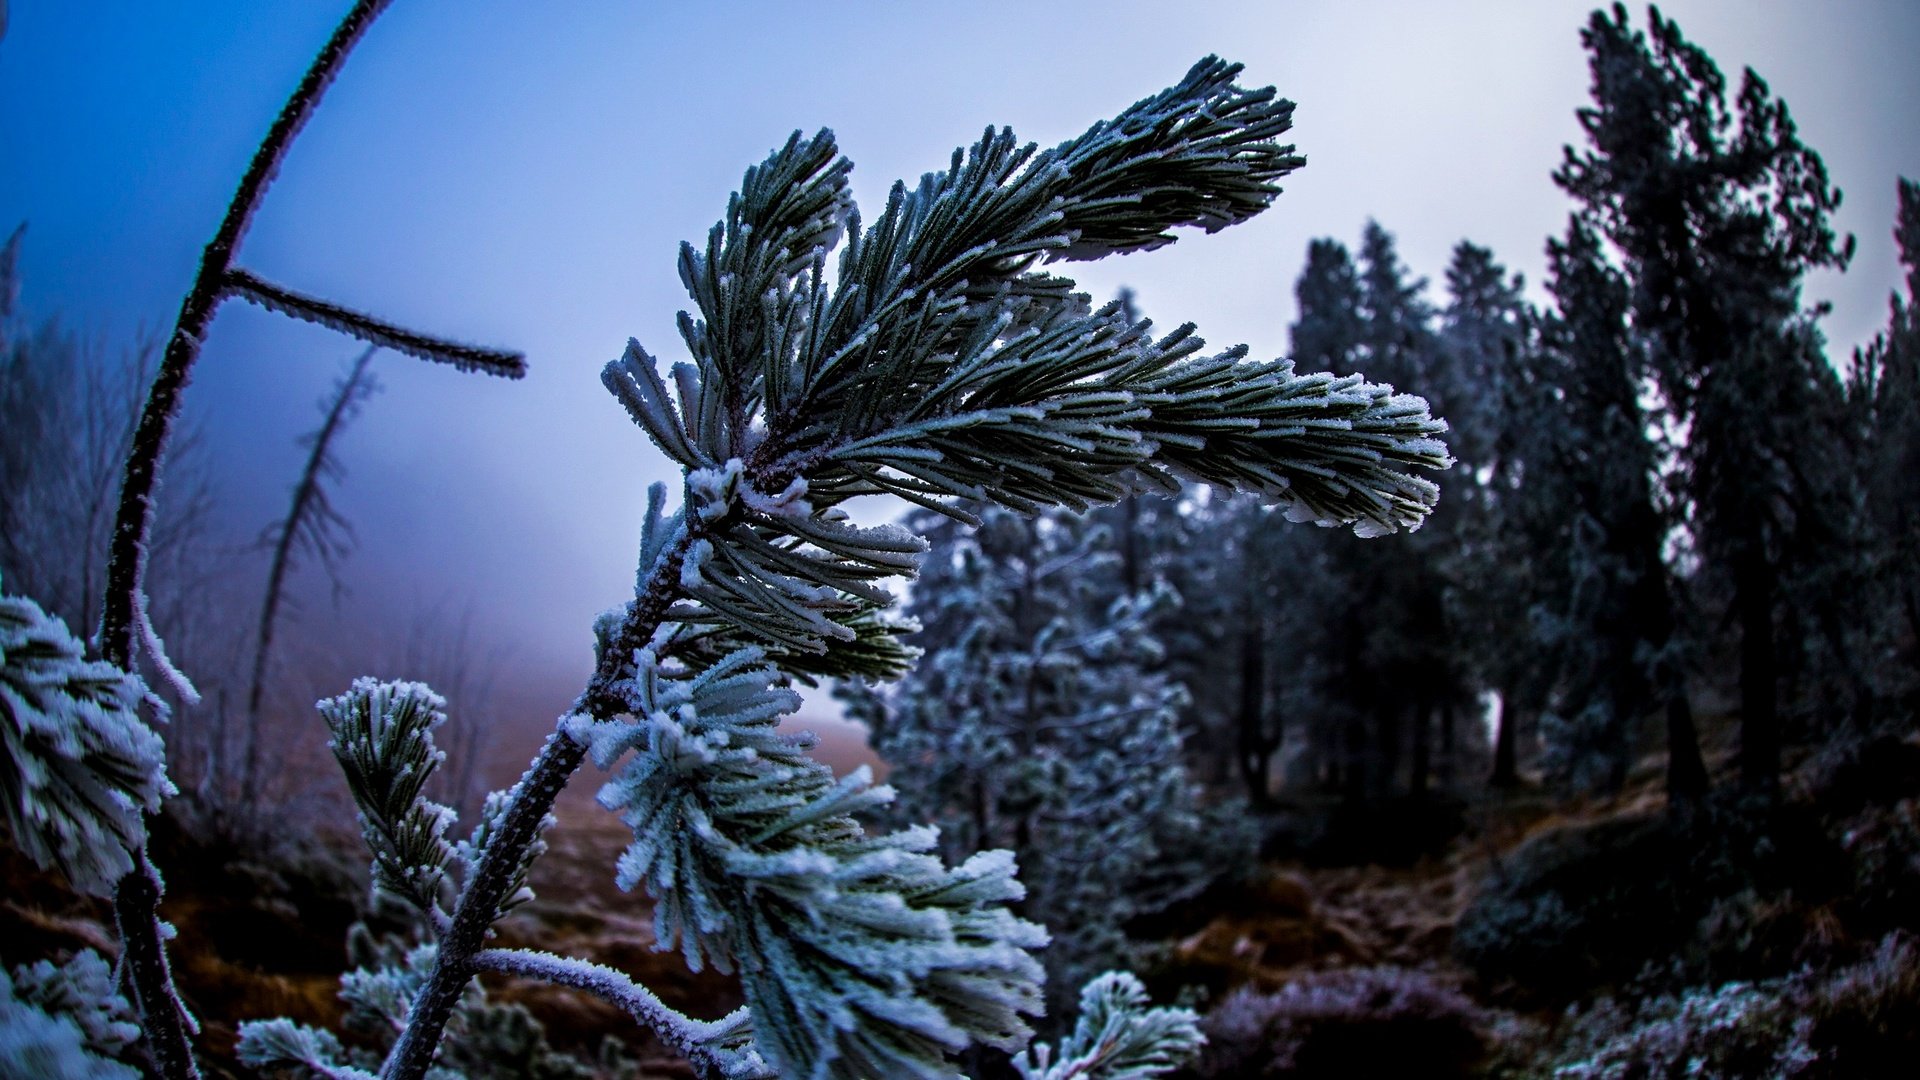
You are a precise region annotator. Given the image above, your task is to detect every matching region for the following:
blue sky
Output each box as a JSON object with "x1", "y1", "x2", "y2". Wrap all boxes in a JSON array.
[{"x1": 3, "y1": 1, "x2": 1918, "y2": 740}]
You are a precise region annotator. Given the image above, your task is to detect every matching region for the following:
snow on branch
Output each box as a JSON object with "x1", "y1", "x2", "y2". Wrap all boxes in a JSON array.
[
  {"x1": 225, "y1": 268, "x2": 526, "y2": 378},
  {"x1": 472, "y1": 949, "x2": 771, "y2": 1078}
]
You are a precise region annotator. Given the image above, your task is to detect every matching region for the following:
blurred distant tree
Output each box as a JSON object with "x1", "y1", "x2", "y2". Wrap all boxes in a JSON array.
[
  {"x1": 240, "y1": 345, "x2": 381, "y2": 808},
  {"x1": 1432, "y1": 241, "x2": 1534, "y2": 792},
  {"x1": 1280, "y1": 238, "x2": 1376, "y2": 797},
  {"x1": 1280, "y1": 224, "x2": 1478, "y2": 803},
  {"x1": 1847, "y1": 179, "x2": 1920, "y2": 706},
  {"x1": 1556, "y1": 4, "x2": 1854, "y2": 796},
  {"x1": 1522, "y1": 218, "x2": 1708, "y2": 801},
  {"x1": 851, "y1": 503, "x2": 1245, "y2": 1016},
  {"x1": 0, "y1": 226, "x2": 222, "y2": 726}
]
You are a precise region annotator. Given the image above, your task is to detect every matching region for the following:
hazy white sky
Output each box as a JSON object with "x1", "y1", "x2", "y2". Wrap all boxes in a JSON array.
[{"x1": 3, "y1": 1, "x2": 1918, "y2": 733}]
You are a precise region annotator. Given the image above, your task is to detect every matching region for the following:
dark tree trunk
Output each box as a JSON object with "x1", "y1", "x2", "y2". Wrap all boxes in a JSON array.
[
  {"x1": 1236, "y1": 618, "x2": 1275, "y2": 807},
  {"x1": 1605, "y1": 707, "x2": 1631, "y2": 794},
  {"x1": 1343, "y1": 714, "x2": 1369, "y2": 803},
  {"x1": 1665, "y1": 689, "x2": 1709, "y2": 805},
  {"x1": 1438, "y1": 696, "x2": 1457, "y2": 789},
  {"x1": 1735, "y1": 551, "x2": 1781, "y2": 796},
  {"x1": 1409, "y1": 696, "x2": 1432, "y2": 800},
  {"x1": 1490, "y1": 699, "x2": 1520, "y2": 788},
  {"x1": 971, "y1": 779, "x2": 992, "y2": 856},
  {"x1": 1377, "y1": 701, "x2": 1402, "y2": 799}
]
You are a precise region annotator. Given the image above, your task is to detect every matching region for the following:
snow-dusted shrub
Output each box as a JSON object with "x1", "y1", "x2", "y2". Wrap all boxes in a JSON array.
[
  {"x1": 1194, "y1": 967, "x2": 1488, "y2": 1079},
  {"x1": 1457, "y1": 797, "x2": 1847, "y2": 1001},
  {"x1": 0, "y1": 572, "x2": 172, "y2": 897},
  {"x1": 1796, "y1": 931, "x2": 1920, "y2": 1077},
  {"x1": 1454, "y1": 813, "x2": 1677, "y2": 998},
  {"x1": 1546, "y1": 932, "x2": 1920, "y2": 1080},
  {"x1": 9, "y1": 951, "x2": 141, "y2": 1060},
  {"x1": 0, "y1": 953, "x2": 140, "y2": 1080},
  {"x1": 1549, "y1": 982, "x2": 1813, "y2": 1080}
]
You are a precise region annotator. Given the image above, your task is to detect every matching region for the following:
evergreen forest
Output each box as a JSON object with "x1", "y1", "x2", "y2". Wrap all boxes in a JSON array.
[{"x1": 3, "y1": 4, "x2": 1917, "y2": 1078}]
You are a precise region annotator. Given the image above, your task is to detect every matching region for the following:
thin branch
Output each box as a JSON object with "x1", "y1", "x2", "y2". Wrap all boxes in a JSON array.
[
  {"x1": 111, "y1": 855, "x2": 199, "y2": 1080},
  {"x1": 97, "y1": 4, "x2": 398, "y2": 1077},
  {"x1": 102, "y1": 0, "x2": 394, "y2": 668},
  {"x1": 472, "y1": 949, "x2": 767, "y2": 1078},
  {"x1": 225, "y1": 268, "x2": 526, "y2": 378}
]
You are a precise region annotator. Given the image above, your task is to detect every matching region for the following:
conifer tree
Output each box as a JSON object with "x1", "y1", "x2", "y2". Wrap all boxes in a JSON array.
[
  {"x1": 1282, "y1": 224, "x2": 1465, "y2": 802},
  {"x1": 1556, "y1": 3, "x2": 1853, "y2": 795},
  {"x1": 1434, "y1": 242, "x2": 1532, "y2": 792},
  {"x1": 852, "y1": 504, "x2": 1243, "y2": 1016},
  {"x1": 1178, "y1": 493, "x2": 1294, "y2": 805},
  {"x1": 1851, "y1": 179, "x2": 1920, "y2": 692},
  {"x1": 1520, "y1": 219, "x2": 1707, "y2": 800},
  {"x1": 1281, "y1": 239, "x2": 1376, "y2": 796}
]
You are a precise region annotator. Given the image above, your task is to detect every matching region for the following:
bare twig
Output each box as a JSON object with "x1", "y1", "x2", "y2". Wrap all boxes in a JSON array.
[
  {"x1": 100, "y1": 0, "x2": 396, "y2": 670},
  {"x1": 91, "y1": 4, "x2": 524, "y2": 1076},
  {"x1": 225, "y1": 269, "x2": 526, "y2": 378}
]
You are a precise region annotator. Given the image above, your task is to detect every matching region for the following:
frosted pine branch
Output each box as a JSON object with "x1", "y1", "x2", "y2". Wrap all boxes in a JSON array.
[
  {"x1": 0, "y1": 575, "x2": 173, "y2": 898},
  {"x1": 236, "y1": 1019, "x2": 375, "y2": 1080},
  {"x1": 1013, "y1": 972, "x2": 1203, "y2": 1080},
  {"x1": 571, "y1": 645, "x2": 1047, "y2": 1079},
  {"x1": 471, "y1": 949, "x2": 771, "y2": 1078},
  {"x1": 319, "y1": 679, "x2": 459, "y2": 915}
]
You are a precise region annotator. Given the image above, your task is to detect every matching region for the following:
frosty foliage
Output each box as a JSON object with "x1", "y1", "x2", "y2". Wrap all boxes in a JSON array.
[
  {"x1": 10, "y1": 951, "x2": 141, "y2": 1060},
  {"x1": 570, "y1": 645, "x2": 1047, "y2": 1079},
  {"x1": 236, "y1": 1019, "x2": 370, "y2": 1080},
  {"x1": 239, "y1": 932, "x2": 597, "y2": 1080},
  {"x1": 1549, "y1": 981, "x2": 1818, "y2": 1080},
  {"x1": 1545, "y1": 932, "x2": 1920, "y2": 1080},
  {"x1": 318, "y1": 678, "x2": 552, "y2": 920},
  {"x1": 603, "y1": 58, "x2": 1448, "y2": 550},
  {"x1": 0, "y1": 572, "x2": 173, "y2": 897},
  {"x1": 0, "y1": 960, "x2": 139, "y2": 1080},
  {"x1": 1195, "y1": 967, "x2": 1489, "y2": 1079},
  {"x1": 1011, "y1": 972, "x2": 1203, "y2": 1080},
  {"x1": 320, "y1": 679, "x2": 458, "y2": 912}
]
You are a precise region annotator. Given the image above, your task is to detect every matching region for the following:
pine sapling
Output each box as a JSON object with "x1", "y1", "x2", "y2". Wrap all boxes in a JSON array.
[{"x1": 327, "y1": 54, "x2": 1448, "y2": 1080}]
